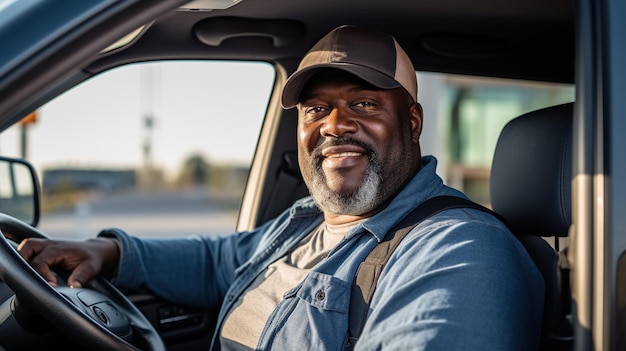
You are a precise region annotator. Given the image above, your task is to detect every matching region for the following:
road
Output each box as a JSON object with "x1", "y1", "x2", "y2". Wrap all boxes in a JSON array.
[{"x1": 37, "y1": 188, "x2": 239, "y2": 241}]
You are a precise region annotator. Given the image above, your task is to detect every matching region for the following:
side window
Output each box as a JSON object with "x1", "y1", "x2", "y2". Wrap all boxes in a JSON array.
[
  {"x1": 2, "y1": 61, "x2": 274, "y2": 239},
  {"x1": 417, "y1": 72, "x2": 574, "y2": 206}
]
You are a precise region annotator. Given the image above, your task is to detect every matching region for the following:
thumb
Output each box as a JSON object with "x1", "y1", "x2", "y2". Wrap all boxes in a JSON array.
[{"x1": 67, "y1": 261, "x2": 99, "y2": 288}]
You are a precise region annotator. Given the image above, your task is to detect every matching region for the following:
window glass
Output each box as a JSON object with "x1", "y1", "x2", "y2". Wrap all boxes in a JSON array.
[
  {"x1": 1, "y1": 61, "x2": 274, "y2": 239},
  {"x1": 418, "y1": 73, "x2": 575, "y2": 205}
]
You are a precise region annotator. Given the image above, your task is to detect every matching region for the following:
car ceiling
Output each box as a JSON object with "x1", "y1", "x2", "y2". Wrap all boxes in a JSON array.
[{"x1": 88, "y1": 0, "x2": 575, "y2": 84}]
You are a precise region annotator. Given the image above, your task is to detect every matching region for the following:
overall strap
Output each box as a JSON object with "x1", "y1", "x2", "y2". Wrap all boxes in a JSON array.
[{"x1": 345, "y1": 196, "x2": 503, "y2": 350}]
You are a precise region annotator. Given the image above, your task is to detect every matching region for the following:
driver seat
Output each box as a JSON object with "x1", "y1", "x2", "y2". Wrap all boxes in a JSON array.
[{"x1": 489, "y1": 102, "x2": 574, "y2": 350}]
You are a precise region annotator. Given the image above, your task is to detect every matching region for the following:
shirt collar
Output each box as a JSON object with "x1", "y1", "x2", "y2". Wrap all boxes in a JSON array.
[{"x1": 359, "y1": 156, "x2": 444, "y2": 242}]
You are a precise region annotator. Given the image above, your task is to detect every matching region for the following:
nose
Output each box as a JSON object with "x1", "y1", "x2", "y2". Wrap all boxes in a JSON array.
[{"x1": 319, "y1": 107, "x2": 358, "y2": 137}]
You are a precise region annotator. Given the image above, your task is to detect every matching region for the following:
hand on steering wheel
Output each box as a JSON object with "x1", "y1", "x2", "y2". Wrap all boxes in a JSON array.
[
  {"x1": 0, "y1": 213, "x2": 165, "y2": 351},
  {"x1": 17, "y1": 235, "x2": 119, "y2": 289}
]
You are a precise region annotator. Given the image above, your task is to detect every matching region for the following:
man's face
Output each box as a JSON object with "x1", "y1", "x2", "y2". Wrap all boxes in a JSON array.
[{"x1": 296, "y1": 70, "x2": 422, "y2": 219}]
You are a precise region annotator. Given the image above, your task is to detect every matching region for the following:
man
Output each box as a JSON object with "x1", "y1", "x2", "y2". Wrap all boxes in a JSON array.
[{"x1": 18, "y1": 25, "x2": 543, "y2": 350}]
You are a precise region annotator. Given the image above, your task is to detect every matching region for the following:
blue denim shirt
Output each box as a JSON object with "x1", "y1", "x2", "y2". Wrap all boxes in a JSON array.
[{"x1": 102, "y1": 156, "x2": 543, "y2": 350}]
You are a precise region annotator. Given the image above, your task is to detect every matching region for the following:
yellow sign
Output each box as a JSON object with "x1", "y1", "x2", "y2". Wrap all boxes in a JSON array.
[{"x1": 19, "y1": 112, "x2": 37, "y2": 125}]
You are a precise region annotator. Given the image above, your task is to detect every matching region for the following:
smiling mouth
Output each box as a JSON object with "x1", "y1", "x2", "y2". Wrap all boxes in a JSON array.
[
  {"x1": 320, "y1": 150, "x2": 368, "y2": 171},
  {"x1": 314, "y1": 137, "x2": 373, "y2": 165},
  {"x1": 326, "y1": 152, "x2": 362, "y2": 158}
]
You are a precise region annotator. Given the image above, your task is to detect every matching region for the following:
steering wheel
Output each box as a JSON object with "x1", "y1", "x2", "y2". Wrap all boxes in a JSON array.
[{"x1": 0, "y1": 213, "x2": 165, "y2": 351}]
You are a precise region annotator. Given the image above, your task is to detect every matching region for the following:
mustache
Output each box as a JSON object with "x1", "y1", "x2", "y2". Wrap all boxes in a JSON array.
[{"x1": 311, "y1": 136, "x2": 375, "y2": 162}]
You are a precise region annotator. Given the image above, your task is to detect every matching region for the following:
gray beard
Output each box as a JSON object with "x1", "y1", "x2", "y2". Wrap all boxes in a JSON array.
[{"x1": 308, "y1": 154, "x2": 382, "y2": 215}]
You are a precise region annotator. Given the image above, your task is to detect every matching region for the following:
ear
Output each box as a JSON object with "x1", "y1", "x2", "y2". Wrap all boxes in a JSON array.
[{"x1": 409, "y1": 102, "x2": 423, "y2": 144}]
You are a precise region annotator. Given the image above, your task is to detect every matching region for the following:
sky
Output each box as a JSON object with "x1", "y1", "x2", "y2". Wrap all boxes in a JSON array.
[{"x1": 0, "y1": 61, "x2": 275, "y2": 179}]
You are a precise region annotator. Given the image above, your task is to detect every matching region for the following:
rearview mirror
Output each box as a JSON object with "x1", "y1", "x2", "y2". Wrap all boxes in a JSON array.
[{"x1": 0, "y1": 157, "x2": 40, "y2": 227}]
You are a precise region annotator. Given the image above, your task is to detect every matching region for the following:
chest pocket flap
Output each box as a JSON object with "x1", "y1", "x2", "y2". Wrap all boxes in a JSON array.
[{"x1": 294, "y1": 271, "x2": 351, "y2": 313}]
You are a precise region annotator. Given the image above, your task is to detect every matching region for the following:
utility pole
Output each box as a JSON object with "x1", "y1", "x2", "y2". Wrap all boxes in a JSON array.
[
  {"x1": 140, "y1": 64, "x2": 159, "y2": 189},
  {"x1": 19, "y1": 112, "x2": 37, "y2": 159}
]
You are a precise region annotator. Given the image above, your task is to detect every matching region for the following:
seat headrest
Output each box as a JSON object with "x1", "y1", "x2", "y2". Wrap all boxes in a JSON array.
[{"x1": 490, "y1": 102, "x2": 573, "y2": 237}]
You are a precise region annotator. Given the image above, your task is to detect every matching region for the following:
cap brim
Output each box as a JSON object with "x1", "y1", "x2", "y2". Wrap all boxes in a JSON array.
[{"x1": 281, "y1": 63, "x2": 401, "y2": 109}]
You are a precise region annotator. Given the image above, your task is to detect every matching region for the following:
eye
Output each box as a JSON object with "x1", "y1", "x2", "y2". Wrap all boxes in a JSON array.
[
  {"x1": 352, "y1": 100, "x2": 378, "y2": 112},
  {"x1": 302, "y1": 106, "x2": 328, "y2": 121},
  {"x1": 306, "y1": 106, "x2": 326, "y2": 113}
]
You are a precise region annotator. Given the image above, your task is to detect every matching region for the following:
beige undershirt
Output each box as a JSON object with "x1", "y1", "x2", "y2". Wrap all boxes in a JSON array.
[{"x1": 220, "y1": 219, "x2": 365, "y2": 350}]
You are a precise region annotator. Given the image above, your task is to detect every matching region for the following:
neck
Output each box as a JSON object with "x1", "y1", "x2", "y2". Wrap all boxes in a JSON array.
[{"x1": 323, "y1": 207, "x2": 381, "y2": 225}]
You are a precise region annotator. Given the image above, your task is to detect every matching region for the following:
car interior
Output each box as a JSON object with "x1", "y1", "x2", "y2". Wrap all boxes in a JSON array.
[{"x1": 0, "y1": 0, "x2": 592, "y2": 350}]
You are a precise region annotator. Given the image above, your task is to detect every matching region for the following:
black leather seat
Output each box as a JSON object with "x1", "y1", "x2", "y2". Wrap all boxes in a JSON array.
[{"x1": 490, "y1": 102, "x2": 574, "y2": 350}]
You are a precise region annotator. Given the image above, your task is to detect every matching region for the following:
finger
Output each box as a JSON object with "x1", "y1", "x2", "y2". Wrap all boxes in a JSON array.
[
  {"x1": 16, "y1": 238, "x2": 59, "y2": 285},
  {"x1": 28, "y1": 259, "x2": 59, "y2": 286},
  {"x1": 67, "y1": 260, "x2": 100, "y2": 289},
  {"x1": 17, "y1": 238, "x2": 42, "y2": 260}
]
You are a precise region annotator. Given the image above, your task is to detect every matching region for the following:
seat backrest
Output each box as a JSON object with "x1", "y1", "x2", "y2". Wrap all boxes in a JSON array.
[{"x1": 489, "y1": 102, "x2": 573, "y2": 350}]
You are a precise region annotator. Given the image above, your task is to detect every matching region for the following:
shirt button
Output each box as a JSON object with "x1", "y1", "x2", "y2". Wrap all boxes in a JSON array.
[
  {"x1": 315, "y1": 290, "x2": 326, "y2": 301},
  {"x1": 228, "y1": 295, "x2": 234, "y2": 302}
]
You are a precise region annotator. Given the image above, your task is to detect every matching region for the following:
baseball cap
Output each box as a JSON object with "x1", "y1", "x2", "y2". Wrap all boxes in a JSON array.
[{"x1": 281, "y1": 25, "x2": 418, "y2": 109}]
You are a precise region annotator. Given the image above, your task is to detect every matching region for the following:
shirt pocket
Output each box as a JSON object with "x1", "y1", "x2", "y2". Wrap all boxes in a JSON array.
[
  {"x1": 290, "y1": 271, "x2": 352, "y2": 313},
  {"x1": 269, "y1": 271, "x2": 352, "y2": 351}
]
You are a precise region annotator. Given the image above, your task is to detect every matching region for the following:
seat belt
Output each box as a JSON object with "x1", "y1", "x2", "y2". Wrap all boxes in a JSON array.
[{"x1": 345, "y1": 196, "x2": 505, "y2": 350}]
